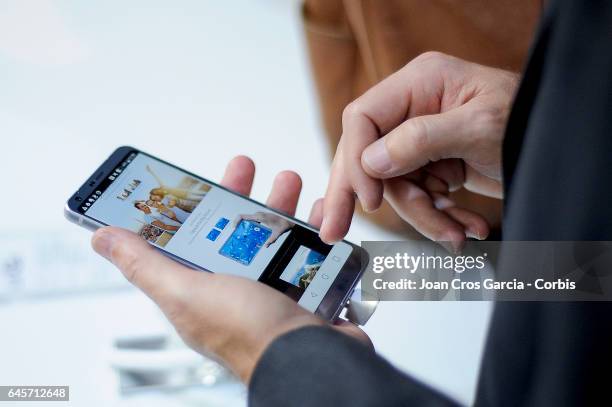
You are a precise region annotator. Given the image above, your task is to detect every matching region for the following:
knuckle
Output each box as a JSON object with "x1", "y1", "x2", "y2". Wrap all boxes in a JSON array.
[
  {"x1": 469, "y1": 104, "x2": 507, "y2": 136},
  {"x1": 395, "y1": 119, "x2": 430, "y2": 160},
  {"x1": 341, "y1": 101, "x2": 363, "y2": 127},
  {"x1": 409, "y1": 52, "x2": 458, "y2": 80},
  {"x1": 412, "y1": 51, "x2": 447, "y2": 66}
]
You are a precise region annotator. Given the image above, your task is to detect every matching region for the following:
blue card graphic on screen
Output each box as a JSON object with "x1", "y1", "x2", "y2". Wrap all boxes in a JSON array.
[
  {"x1": 215, "y1": 218, "x2": 230, "y2": 230},
  {"x1": 219, "y1": 220, "x2": 272, "y2": 265},
  {"x1": 206, "y1": 229, "x2": 221, "y2": 241}
]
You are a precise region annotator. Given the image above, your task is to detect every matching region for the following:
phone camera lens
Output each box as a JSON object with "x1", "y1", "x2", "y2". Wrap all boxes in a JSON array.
[
  {"x1": 89, "y1": 181, "x2": 96, "y2": 187},
  {"x1": 75, "y1": 197, "x2": 82, "y2": 202}
]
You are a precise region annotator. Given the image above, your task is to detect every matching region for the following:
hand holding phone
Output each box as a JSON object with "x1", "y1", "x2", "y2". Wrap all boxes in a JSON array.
[
  {"x1": 89, "y1": 156, "x2": 371, "y2": 382},
  {"x1": 66, "y1": 147, "x2": 366, "y2": 318}
]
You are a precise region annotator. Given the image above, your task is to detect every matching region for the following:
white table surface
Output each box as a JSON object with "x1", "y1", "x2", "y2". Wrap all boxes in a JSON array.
[{"x1": 0, "y1": 1, "x2": 492, "y2": 405}]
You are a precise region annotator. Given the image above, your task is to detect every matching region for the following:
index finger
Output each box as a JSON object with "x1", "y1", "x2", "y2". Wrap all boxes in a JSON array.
[
  {"x1": 320, "y1": 143, "x2": 355, "y2": 243},
  {"x1": 321, "y1": 69, "x2": 414, "y2": 242},
  {"x1": 342, "y1": 69, "x2": 414, "y2": 210}
]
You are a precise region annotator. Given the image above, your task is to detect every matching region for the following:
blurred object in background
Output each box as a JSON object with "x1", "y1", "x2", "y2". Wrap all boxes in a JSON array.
[
  {"x1": 301, "y1": 0, "x2": 543, "y2": 236},
  {"x1": 0, "y1": 230, "x2": 129, "y2": 302},
  {"x1": 110, "y1": 333, "x2": 231, "y2": 394}
]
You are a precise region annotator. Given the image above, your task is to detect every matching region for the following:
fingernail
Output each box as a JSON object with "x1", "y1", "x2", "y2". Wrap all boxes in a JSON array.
[
  {"x1": 92, "y1": 230, "x2": 116, "y2": 260},
  {"x1": 363, "y1": 141, "x2": 392, "y2": 174},
  {"x1": 319, "y1": 217, "x2": 338, "y2": 244},
  {"x1": 356, "y1": 191, "x2": 373, "y2": 213},
  {"x1": 433, "y1": 195, "x2": 455, "y2": 210},
  {"x1": 320, "y1": 216, "x2": 330, "y2": 242},
  {"x1": 362, "y1": 203, "x2": 377, "y2": 213},
  {"x1": 466, "y1": 228, "x2": 482, "y2": 240},
  {"x1": 321, "y1": 215, "x2": 328, "y2": 231},
  {"x1": 321, "y1": 235, "x2": 336, "y2": 245}
]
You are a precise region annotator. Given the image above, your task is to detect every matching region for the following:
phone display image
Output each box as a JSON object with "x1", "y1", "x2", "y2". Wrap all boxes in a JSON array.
[
  {"x1": 219, "y1": 220, "x2": 272, "y2": 265},
  {"x1": 86, "y1": 157, "x2": 210, "y2": 248},
  {"x1": 280, "y1": 246, "x2": 326, "y2": 289},
  {"x1": 84, "y1": 153, "x2": 298, "y2": 279},
  {"x1": 69, "y1": 149, "x2": 361, "y2": 316}
]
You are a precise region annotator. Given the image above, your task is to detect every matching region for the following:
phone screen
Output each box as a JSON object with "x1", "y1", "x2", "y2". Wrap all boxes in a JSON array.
[{"x1": 77, "y1": 150, "x2": 354, "y2": 312}]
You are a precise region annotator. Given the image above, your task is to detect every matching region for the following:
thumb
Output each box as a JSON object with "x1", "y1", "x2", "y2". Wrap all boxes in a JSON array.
[
  {"x1": 92, "y1": 227, "x2": 201, "y2": 305},
  {"x1": 361, "y1": 105, "x2": 472, "y2": 179}
]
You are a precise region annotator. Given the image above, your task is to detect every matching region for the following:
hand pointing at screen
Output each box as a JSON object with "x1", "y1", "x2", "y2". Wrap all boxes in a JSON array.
[{"x1": 320, "y1": 52, "x2": 519, "y2": 249}]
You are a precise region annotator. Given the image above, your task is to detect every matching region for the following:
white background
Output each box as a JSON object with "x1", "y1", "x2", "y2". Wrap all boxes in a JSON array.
[{"x1": 0, "y1": 1, "x2": 492, "y2": 406}]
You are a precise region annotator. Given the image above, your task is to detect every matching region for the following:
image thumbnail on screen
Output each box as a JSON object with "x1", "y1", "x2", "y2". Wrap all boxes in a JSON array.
[
  {"x1": 280, "y1": 246, "x2": 326, "y2": 289},
  {"x1": 87, "y1": 155, "x2": 211, "y2": 248}
]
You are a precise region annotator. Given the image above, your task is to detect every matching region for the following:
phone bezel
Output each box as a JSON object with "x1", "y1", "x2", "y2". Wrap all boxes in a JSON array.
[{"x1": 65, "y1": 146, "x2": 368, "y2": 321}]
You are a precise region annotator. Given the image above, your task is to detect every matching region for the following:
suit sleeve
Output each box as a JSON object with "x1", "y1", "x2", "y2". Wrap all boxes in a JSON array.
[{"x1": 248, "y1": 326, "x2": 459, "y2": 407}]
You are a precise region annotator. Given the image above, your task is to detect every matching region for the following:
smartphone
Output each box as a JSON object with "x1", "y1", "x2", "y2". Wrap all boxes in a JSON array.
[{"x1": 65, "y1": 147, "x2": 367, "y2": 321}]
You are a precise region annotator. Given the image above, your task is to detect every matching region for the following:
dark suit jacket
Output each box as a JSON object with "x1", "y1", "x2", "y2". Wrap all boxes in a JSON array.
[{"x1": 249, "y1": 1, "x2": 612, "y2": 405}]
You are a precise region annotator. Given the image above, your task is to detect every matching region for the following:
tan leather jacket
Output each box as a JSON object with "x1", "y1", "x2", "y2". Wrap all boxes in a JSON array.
[{"x1": 302, "y1": 0, "x2": 543, "y2": 235}]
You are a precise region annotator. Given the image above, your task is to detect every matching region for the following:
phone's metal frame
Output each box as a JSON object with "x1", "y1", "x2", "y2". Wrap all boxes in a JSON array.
[{"x1": 65, "y1": 146, "x2": 368, "y2": 321}]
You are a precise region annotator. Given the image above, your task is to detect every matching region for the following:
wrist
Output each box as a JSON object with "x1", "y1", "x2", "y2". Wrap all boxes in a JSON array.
[{"x1": 242, "y1": 314, "x2": 324, "y2": 383}]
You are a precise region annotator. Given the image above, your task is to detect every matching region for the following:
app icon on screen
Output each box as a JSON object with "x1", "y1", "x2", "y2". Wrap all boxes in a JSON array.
[
  {"x1": 206, "y1": 229, "x2": 221, "y2": 241},
  {"x1": 215, "y1": 218, "x2": 230, "y2": 230}
]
